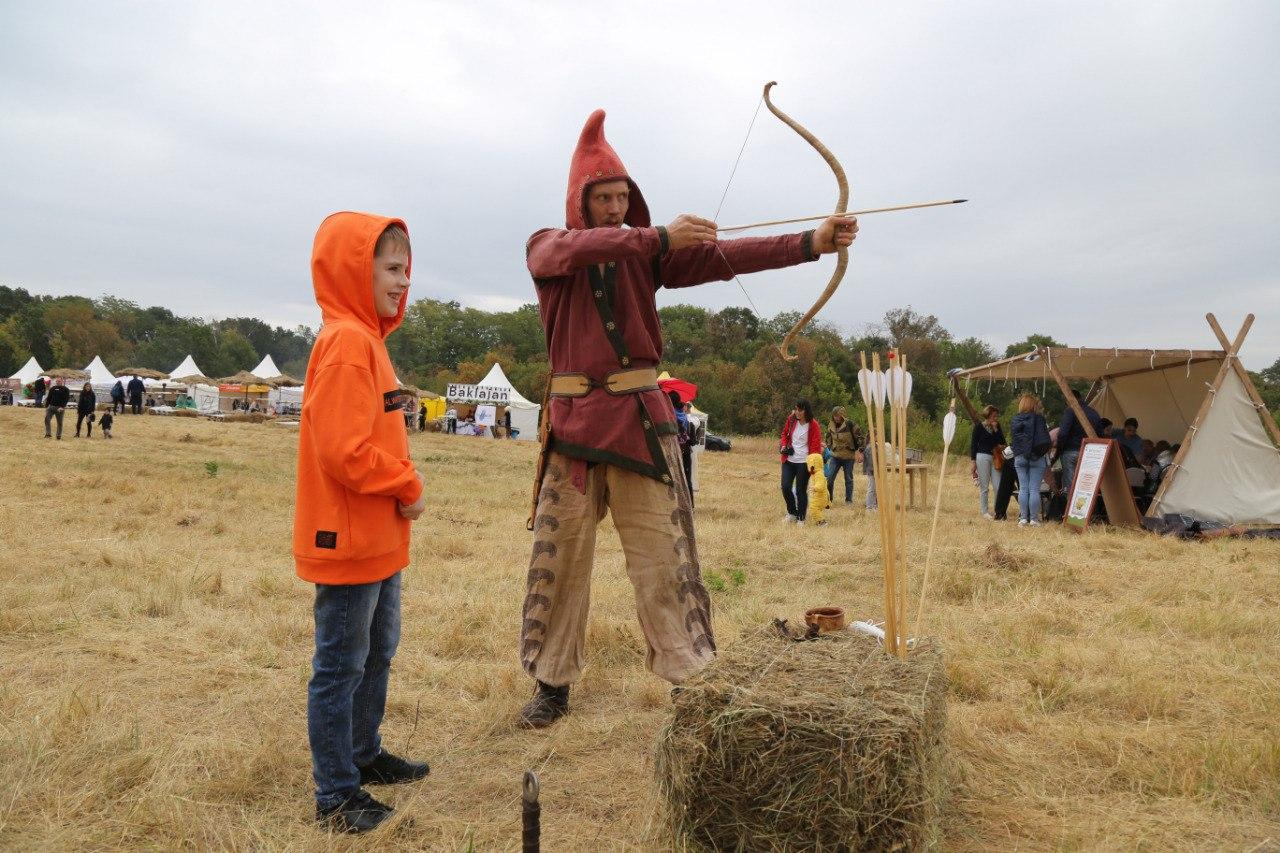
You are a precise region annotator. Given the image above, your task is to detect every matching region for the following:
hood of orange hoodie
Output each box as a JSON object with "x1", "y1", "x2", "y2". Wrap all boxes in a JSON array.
[
  {"x1": 565, "y1": 109, "x2": 651, "y2": 231},
  {"x1": 311, "y1": 211, "x2": 410, "y2": 339}
]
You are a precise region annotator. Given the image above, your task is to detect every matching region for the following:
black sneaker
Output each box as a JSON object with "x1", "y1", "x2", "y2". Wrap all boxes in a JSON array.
[
  {"x1": 315, "y1": 789, "x2": 393, "y2": 834},
  {"x1": 517, "y1": 681, "x2": 570, "y2": 729},
  {"x1": 359, "y1": 751, "x2": 430, "y2": 786}
]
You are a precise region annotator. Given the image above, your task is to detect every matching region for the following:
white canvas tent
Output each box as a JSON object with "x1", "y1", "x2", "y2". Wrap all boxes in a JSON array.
[
  {"x1": 455, "y1": 363, "x2": 540, "y2": 440},
  {"x1": 6, "y1": 356, "x2": 44, "y2": 403},
  {"x1": 169, "y1": 354, "x2": 205, "y2": 380},
  {"x1": 953, "y1": 313, "x2": 1280, "y2": 525},
  {"x1": 9, "y1": 356, "x2": 44, "y2": 385},
  {"x1": 82, "y1": 355, "x2": 118, "y2": 397},
  {"x1": 251, "y1": 354, "x2": 283, "y2": 379}
]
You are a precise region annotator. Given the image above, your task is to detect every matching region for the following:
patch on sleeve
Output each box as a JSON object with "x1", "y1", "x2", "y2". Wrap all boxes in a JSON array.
[
  {"x1": 383, "y1": 390, "x2": 407, "y2": 412},
  {"x1": 315, "y1": 530, "x2": 338, "y2": 549}
]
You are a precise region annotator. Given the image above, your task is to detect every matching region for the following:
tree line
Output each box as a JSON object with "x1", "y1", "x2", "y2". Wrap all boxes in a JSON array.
[
  {"x1": 0, "y1": 286, "x2": 314, "y2": 381},
  {"x1": 4, "y1": 284, "x2": 1278, "y2": 446}
]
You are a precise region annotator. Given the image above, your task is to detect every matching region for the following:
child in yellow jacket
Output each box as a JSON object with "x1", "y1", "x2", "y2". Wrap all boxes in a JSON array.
[
  {"x1": 806, "y1": 452, "x2": 831, "y2": 526},
  {"x1": 295, "y1": 212, "x2": 431, "y2": 834}
]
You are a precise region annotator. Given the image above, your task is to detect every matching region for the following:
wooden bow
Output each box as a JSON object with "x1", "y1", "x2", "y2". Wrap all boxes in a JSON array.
[{"x1": 762, "y1": 81, "x2": 849, "y2": 361}]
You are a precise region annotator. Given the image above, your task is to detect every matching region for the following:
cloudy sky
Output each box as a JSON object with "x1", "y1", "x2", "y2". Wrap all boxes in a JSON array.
[{"x1": 2, "y1": 2, "x2": 1277, "y2": 368}]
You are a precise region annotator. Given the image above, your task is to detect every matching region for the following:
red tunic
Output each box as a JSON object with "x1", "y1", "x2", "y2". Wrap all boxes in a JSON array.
[
  {"x1": 528, "y1": 108, "x2": 820, "y2": 481},
  {"x1": 528, "y1": 225, "x2": 816, "y2": 479}
]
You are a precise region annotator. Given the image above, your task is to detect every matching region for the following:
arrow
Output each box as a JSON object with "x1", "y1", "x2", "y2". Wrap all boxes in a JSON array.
[{"x1": 717, "y1": 198, "x2": 967, "y2": 234}]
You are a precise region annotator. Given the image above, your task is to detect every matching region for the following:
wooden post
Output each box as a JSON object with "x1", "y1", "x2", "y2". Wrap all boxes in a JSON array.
[
  {"x1": 1205, "y1": 313, "x2": 1280, "y2": 449},
  {"x1": 951, "y1": 373, "x2": 982, "y2": 424},
  {"x1": 1147, "y1": 315, "x2": 1254, "y2": 515},
  {"x1": 1045, "y1": 349, "x2": 1098, "y2": 439}
]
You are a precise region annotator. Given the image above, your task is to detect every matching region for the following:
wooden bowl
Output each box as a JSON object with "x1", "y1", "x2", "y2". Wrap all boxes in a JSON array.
[{"x1": 804, "y1": 606, "x2": 847, "y2": 633}]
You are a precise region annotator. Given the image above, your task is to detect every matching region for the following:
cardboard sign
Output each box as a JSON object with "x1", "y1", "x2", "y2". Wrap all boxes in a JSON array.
[
  {"x1": 475, "y1": 404, "x2": 497, "y2": 426},
  {"x1": 1064, "y1": 438, "x2": 1142, "y2": 530}
]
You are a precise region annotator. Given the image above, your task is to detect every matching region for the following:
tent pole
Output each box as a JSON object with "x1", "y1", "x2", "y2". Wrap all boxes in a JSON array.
[
  {"x1": 1147, "y1": 314, "x2": 1253, "y2": 516},
  {"x1": 1204, "y1": 313, "x2": 1280, "y2": 449},
  {"x1": 1045, "y1": 352, "x2": 1098, "y2": 439}
]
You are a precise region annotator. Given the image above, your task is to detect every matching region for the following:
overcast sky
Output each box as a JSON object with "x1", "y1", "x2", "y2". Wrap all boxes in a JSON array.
[{"x1": 2, "y1": 2, "x2": 1277, "y2": 368}]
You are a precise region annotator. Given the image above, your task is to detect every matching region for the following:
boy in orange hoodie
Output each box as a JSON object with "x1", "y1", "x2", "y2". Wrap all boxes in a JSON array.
[{"x1": 294, "y1": 212, "x2": 429, "y2": 834}]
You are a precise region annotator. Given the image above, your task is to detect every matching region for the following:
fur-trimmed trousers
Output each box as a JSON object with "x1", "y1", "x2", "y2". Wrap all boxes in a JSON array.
[{"x1": 520, "y1": 436, "x2": 715, "y2": 687}]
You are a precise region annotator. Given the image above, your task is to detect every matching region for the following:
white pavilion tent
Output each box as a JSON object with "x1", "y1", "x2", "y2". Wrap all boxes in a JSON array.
[
  {"x1": 82, "y1": 355, "x2": 118, "y2": 397},
  {"x1": 6, "y1": 356, "x2": 45, "y2": 403},
  {"x1": 251, "y1": 354, "x2": 283, "y2": 379},
  {"x1": 169, "y1": 354, "x2": 205, "y2": 380},
  {"x1": 473, "y1": 363, "x2": 540, "y2": 440}
]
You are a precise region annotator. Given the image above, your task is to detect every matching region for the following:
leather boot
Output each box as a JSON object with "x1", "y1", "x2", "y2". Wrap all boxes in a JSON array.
[{"x1": 517, "y1": 680, "x2": 569, "y2": 729}]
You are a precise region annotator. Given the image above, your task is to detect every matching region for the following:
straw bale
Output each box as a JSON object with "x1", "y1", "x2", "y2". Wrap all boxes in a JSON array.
[{"x1": 654, "y1": 626, "x2": 948, "y2": 852}]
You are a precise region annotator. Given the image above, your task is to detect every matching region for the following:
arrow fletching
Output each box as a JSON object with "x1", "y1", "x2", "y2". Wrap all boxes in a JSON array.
[
  {"x1": 857, "y1": 368, "x2": 872, "y2": 406},
  {"x1": 871, "y1": 370, "x2": 887, "y2": 408},
  {"x1": 942, "y1": 410, "x2": 956, "y2": 444}
]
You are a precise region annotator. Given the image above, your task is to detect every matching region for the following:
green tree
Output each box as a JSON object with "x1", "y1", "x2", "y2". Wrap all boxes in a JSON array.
[
  {"x1": 657, "y1": 304, "x2": 712, "y2": 364},
  {"x1": 0, "y1": 322, "x2": 21, "y2": 375},
  {"x1": 211, "y1": 329, "x2": 258, "y2": 377},
  {"x1": 44, "y1": 300, "x2": 130, "y2": 367}
]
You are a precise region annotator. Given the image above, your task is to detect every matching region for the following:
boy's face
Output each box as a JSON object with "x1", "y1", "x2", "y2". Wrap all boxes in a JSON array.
[
  {"x1": 586, "y1": 180, "x2": 629, "y2": 228},
  {"x1": 372, "y1": 247, "x2": 410, "y2": 319}
]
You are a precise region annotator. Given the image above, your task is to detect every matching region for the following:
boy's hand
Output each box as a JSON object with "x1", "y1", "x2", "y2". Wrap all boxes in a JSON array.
[{"x1": 399, "y1": 470, "x2": 426, "y2": 520}]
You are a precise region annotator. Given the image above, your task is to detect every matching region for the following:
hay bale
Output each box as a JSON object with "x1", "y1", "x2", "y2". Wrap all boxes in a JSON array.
[{"x1": 654, "y1": 626, "x2": 948, "y2": 852}]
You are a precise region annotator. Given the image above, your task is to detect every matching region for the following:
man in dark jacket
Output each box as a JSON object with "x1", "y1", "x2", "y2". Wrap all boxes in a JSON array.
[
  {"x1": 33, "y1": 376, "x2": 47, "y2": 407},
  {"x1": 127, "y1": 375, "x2": 145, "y2": 415},
  {"x1": 111, "y1": 379, "x2": 126, "y2": 414},
  {"x1": 824, "y1": 406, "x2": 861, "y2": 504},
  {"x1": 44, "y1": 379, "x2": 70, "y2": 439},
  {"x1": 1053, "y1": 390, "x2": 1102, "y2": 492}
]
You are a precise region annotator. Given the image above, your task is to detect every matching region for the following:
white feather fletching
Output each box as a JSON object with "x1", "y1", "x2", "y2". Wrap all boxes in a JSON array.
[
  {"x1": 887, "y1": 366, "x2": 905, "y2": 407},
  {"x1": 857, "y1": 368, "x2": 872, "y2": 405},
  {"x1": 903, "y1": 371, "x2": 913, "y2": 406},
  {"x1": 942, "y1": 410, "x2": 956, "y2": 444},
  {"x1": 871, "y1": 370, "x2": 886, "y2": 408}
]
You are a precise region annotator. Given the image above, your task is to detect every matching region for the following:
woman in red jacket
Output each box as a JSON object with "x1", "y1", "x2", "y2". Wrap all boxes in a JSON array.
[{"x1": 779, "y1": 399, "x2": 823, "y2": 524}]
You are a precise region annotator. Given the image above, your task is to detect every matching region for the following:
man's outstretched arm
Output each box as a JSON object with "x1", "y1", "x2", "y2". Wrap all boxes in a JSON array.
[{"x1": 660, "y1": 215, "x2": 857, "y2": 289}]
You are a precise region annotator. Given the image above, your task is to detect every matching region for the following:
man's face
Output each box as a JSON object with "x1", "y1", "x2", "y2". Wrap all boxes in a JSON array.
[
  {"x1": 372, "y1": 248, "x2": 410, "y2": 319},
  {"x1": 1124, "y1": 424, "x2": 1137, "y2": 437},
  {"x1": 833, "y1": 412, "x2": 844, "y2": 424},
  {"x1": 585, "y1": 180, "x2": 629, "y2": 228}
]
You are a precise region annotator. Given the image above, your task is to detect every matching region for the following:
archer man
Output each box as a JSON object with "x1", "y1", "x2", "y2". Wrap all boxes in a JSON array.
[{"x1": 517, "y1": 109, "x2": 857, "y2": 727}]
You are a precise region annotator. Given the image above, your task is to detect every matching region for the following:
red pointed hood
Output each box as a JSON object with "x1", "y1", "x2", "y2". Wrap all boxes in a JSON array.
[{"x1": 565, "y1": 109, "x2": 651, "y2": 230}]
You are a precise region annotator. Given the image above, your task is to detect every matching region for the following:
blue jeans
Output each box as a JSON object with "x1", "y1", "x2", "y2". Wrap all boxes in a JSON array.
[
  {"x1": 1014, "y1": 454, "x2": 1048, "y2": 522},
  {"x1": 308, "y1": 571, "x2": 402, "y2": 809},
  {"x1": 826, "y1": 457, "x2": 855, "y2": 503},
  {"x1": 781, "y1": 461, "x2": 810, "y2": 520},
  {"x1": 1060, "y1": 449, "x2": 1080, "y2": 493}
]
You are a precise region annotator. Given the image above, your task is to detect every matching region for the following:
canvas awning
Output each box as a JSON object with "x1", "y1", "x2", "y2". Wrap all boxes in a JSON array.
[{"x1": 952, "y1": 347, "x2": 1224, "y2": 383}]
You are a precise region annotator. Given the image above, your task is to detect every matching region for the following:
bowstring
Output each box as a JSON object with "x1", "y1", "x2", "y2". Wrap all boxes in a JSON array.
[{"x1": 712, "y1": 96, "x2": 764, "y2": 316}]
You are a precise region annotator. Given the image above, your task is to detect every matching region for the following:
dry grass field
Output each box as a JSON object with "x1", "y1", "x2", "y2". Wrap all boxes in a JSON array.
[{"x1": 1, "y1": 404, "x2": 1278, "y2": 851}]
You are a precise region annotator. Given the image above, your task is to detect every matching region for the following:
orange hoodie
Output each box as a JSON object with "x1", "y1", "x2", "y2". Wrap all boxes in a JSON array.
[{"x1": 293, "y1": 211, "x2": 422, "y2": 585}]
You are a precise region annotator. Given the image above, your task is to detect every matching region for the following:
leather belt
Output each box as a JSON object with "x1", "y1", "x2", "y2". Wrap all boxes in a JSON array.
[{"x1": 548, "y1": 368, "x2": 659, "y2": 398}]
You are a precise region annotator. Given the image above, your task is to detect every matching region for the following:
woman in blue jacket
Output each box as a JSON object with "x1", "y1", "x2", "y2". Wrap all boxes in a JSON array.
[{"x1": 1009, "y1": 394, "x2": 1052, "y2": 526}]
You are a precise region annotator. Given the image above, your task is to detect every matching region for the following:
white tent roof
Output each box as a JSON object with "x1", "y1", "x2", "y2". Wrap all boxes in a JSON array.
[
  {"x1": 9, "y1": 356, "x2": 44, "y2": 384},
  {"x1": 169, "y1": 354, "x2": 205, "y2": 379},
  {"x1": 478, "y1": 363, "x2": 539, "y2": 409},
  {"x1": 82, "y1": 356, "x2": 116, "y2": 385},
  {"x1": 251, "y1": 354, "x2": 283, "y2": 378}
]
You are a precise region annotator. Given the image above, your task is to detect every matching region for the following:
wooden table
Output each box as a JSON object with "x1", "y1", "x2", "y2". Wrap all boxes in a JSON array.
[{"x1": 886, "y1": 462, "x2": 930, "y2": 508}]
